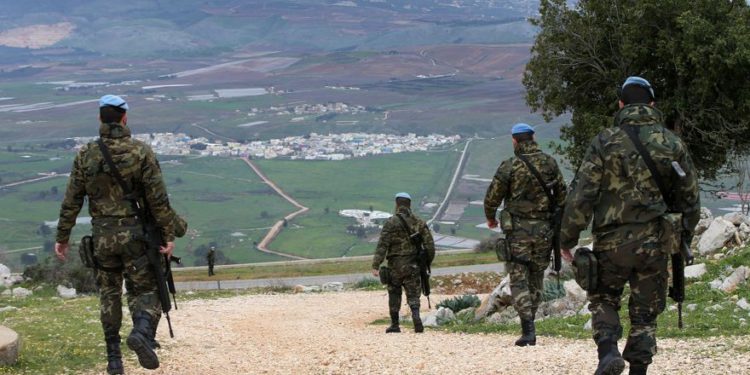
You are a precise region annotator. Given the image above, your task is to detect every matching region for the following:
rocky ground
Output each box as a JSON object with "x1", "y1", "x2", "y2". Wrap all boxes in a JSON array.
[{"x1": 110, "y1": 291, "x2": 749, "y2": 375}]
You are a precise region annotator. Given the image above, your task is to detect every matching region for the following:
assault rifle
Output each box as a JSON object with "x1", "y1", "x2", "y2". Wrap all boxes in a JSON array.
[
  {"x1": 396, "y1": 214, "x2": 432, "y2": 308},
  {"x1": 668, "y1": 234, "x2": 694, "y2": 329},
  {"x1": 97, "y1": 139, "x2": 177, "y2": 337}
]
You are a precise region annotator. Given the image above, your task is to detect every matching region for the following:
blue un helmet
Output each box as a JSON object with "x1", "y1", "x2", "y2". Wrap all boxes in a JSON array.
[
  {"x1": 621, "y1": 76, "x2": 655, "y2": 101},
  {"x1": 395, "y1": 192, "x2": 411, "y2": 200},
  {"x1": 99, "y1": 94, "x2": 129, "y2": 111},
  {"x1": 511, "y1": 123, "x2": 535, "y2": 135}
]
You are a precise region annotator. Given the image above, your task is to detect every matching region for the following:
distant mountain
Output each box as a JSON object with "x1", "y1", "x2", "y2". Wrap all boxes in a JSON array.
[{"x1": 0, "y1": 0, "x2": 539, "y2": 59}]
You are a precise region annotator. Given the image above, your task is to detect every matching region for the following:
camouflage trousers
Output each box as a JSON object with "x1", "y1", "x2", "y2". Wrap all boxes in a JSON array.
[
  {"x1": 589, "y1": 227, "x2": 668, "y2": 366},
  {"x1": 387, "y1": 260, "x2": 421, "y2": 314},
  {"x1": 93, "y1": 224, "x2": 161, "y2": 338},
  {"x1": 507, "y1": 232, "x2": 553, "y2": 321}
]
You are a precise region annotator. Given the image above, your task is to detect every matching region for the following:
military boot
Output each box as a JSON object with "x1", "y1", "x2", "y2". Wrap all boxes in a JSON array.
[
  {"x1": 629, "y1": 364, "x2": 647, "y2": 375},
  {"x1": 127, "y1": 311, "x2": 160, "y2": 370},
  {"x1": 150, "y1": 315, "x2": 161, "y2": 349},
  {"x1": 514, "y1": 319, "x2": 536, "y2": 347},
  {"x1": 594, "y1": 340, "x2": 625, "y2": 375},
  {"x1": 105, "y1": 335, "x2": 124, "y2": 375},
  {"x1": 411, "y1": 307, "x2": 424, "y2": 333},
  {"x1": 385, "y1": 311, "x2": 401, "y2": 333}
]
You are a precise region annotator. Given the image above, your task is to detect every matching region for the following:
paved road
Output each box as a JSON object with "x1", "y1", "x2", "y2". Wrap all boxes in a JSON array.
[
  {"x1": 428, "y1": 138, "x2": 473, "y2": 225},
  {"x1": 174, "y1": 262, "x2": 504, "y2": 291}
]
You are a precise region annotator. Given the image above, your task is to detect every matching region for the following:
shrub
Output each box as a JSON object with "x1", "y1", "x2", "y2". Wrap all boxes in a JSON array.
[
  {"x1": 437, "y1": 294, "x2": 481, "y2": 313},
  {"x1": 22, "y1": 255, "x2": 97, "y2": 293}
]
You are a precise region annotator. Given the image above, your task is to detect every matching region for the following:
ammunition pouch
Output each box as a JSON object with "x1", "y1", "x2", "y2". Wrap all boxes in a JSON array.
[
  {"x1": 660, "y1": 212, "x2": 683, "y2": 255},
  {"x1": 79, "y1": 235, "x2": 96, "y2": 268},
  {"x1": 494, "y1": 237, "x2": 511, "y2": 262},
  {"x1": 379, "y1": 265, "x2": 391, "y2": 285},
  {"x1": 499, "y1": 210, "x2": 514, "y2": 233},
  {"x1": 573, "y1": 247, "x2": 598, "y2": 292}
]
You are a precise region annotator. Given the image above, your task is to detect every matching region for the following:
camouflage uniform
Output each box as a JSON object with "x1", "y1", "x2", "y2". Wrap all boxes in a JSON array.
[
  {"x1": 560, "y1": 104, "x2": 700, "y2": 367},
  {"x1": 207, "y1": 248, "x2": 216, "y2": 276},
  {"x1": 484, "y1": 141, "x2": 566, "y2": 321},
  {"x1": 372, "y1": 206, "x2": 435, "y2": 321},
  {"x1": 56, "y1": 122, "x2": 176, "y2": 353}
]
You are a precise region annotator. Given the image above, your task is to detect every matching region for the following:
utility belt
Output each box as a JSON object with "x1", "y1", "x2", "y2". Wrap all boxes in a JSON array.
[
  {"x1": 91, "y1": 216, "x2": 141, "y2": 227},
  {"x1": 78, "y1": 235, "x2": 123, "y2": 273},
  {"x1": 493, "y1": 210, "x2": 547, "y2": 265}
]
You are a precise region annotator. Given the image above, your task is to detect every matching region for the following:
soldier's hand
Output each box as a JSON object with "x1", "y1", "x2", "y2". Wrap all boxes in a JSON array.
[
  {"x1": 372, "y1": 269, "x2": 379, "y2": 277},
  {"x1": 160, "y1": 241, "x2": 175, "y2": 258},
  {"x1": 54, "y1": 242, "x2": 69, "y2": 261},
  {"x1": 562, "y1": 248, "x2": 573, "y2": 263},
  {"x1": 487, "y1": 219, "x2": 498, "y2": 229}
]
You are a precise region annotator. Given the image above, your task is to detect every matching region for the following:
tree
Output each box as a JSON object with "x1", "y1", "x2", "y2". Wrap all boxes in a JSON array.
[{"x1": 524, "y1": 0, "x2": 750, "y2": 178}]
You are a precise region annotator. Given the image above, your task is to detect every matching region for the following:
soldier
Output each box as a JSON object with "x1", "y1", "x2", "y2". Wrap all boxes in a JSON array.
[
  {"x1": 560, "y1": 77, "x2": 700, "y2": 375},
  {"x1": 372, "y1": 192, "x2": 435, "y2": 333},
  {"x1": 54, "y1": 95, "x2": 178, "y2": 374},
  {"x1": 484, "y1": 123, "x2": 567, "y2": 346},
  {"x1": 207, "y1": 246, "x2": 216, "y2": 276}
]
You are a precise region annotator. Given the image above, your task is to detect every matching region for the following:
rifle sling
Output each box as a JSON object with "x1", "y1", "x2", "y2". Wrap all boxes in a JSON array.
[
  {"x1": 395, "y1": 213, "x2": 417, "y2": 246},
  {"x1": 516, "y1": 153, "x2": 556, "y2": 213},
  {"x1": 96, "y1": 138, "x2": 145, "y2": 219},
  {"x1": 620, "y1": 125, "x2": 674, "y2": 210}
]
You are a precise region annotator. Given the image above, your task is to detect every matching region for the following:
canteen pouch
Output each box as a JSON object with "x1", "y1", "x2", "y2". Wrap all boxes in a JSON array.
[
  {"x1": 660, "y1": 212, "x2": 683, "y2": 255},
  {"x1": 78, "y1": 235, "x2": 96, "y2": 268},
  {"x1": 379, "y1": 265, "x2": 391, "y2": 285},
  {"x1": 573, "y1": 247, "x2": 598, "y2": 292},
  {"x1": 499, "y1": 210, "x2": 514, "y2": 233},
  {"x1": 494, "y1": 237, "x2": 511, "y2": 262}
]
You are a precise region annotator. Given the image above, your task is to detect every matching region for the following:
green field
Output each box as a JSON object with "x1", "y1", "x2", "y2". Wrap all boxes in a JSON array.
[{"x1": 257, "y1": 148, "x2": 462, "y2": 258}]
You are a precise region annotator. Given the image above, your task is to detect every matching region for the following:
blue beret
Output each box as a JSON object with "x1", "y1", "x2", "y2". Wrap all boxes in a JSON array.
[
  {"x1": 511, "y1": 123, "x2": 535, "y2": 135},
  {"x1": 622, "y1": 76, "x2": 655, "y2": 99},
  {"x1": 99, "y1": 95, "x2": 129, "y2": 111},
  {"x1": 395, "y1": 192, "x2": 412, "y2": 200}
]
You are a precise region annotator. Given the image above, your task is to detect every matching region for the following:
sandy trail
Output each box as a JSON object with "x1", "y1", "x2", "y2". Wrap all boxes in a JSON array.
[{"x1": 111, "y1": 291, "x2": 748, "y2": 375}]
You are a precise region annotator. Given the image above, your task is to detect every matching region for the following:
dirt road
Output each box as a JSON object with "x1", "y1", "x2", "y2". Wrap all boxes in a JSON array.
[{"x1": 117, "y1": 291, "x2": 749, "y2": 375}]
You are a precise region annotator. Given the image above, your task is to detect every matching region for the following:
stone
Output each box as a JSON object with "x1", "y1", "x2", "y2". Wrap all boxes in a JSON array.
[
  {"x1": 707, "y1": 304, "x2": 723, "y2": 311},
  {"x1": 578, "y1": 302, "x2": 591, "y2": 316},
  {"x1": 486, "y1": 308, "x2": 519, "y2": 325},
  {"x1": 322, "y1": 282, "x2": 344, "y2": 292},
  {"x1": 709, "y1": 278, "x2": 723, "y2": 290},
  {"x1": 737, "y1": 298, "x2": 750, "y2": 311},
  {"x1": 723, "y1": 212, "x2": 750, "y2": 226},
  {"x1": 422, "y1": 311, "x2": 439, "y2": 327},
  {"x1": 435, "y1": 307, "x2": 456, "y2": 325},
  {"x1": 714, "y1": 253, "x2": 726, "y2": 260},
  {"x1": 56, "y1": 285, "x2": 77, "y2": 299},
  {"x1": 456, "y1": 307, "x2": 476, "y2": 321},
  {"x1": 719, "y1": 266, "x2": 750, "y2": 293},
  {"x1": 564, "y1": 279, "x2": 587, "y2": 303},
  {"x1": 294, "y1": 285, "x2": 321, "y2": 293},
  {"x1": 0, "y1": 326, "x2": 20, "y2": 365},
  {"x1": 684, "y1": 263, "x2": 707, "y2": 279},
  {"x1": 474, "y1": 275, "x2": 512, "y2": 320},
  {"x1": 11, "y1": 288, "x2": 31, "y2": 298},
  {"x1": 583, "y1": 318, "x2": 592, "y2": 330},
  {"x1": 700, "y1": 207, "x2": 713, "y2": 220},
  {"x1": 292, "y1": 285, "x2": 305, "y2": 293},
  {"x1": 0, "y1": 264, "x2": 12, "y2": 288},
  {"x1": 0, "y1": 306, "x2": 17, "y2": 313},
  {"x1": 698, "y1": 218, "x2": 737, "y2": 255},
  {"x1": 686, "y1": 304, "x2": 698, "y2": 312},
  {"x1": 452, "y1": 278, "x2": 462, "y2": 286},
  {"x1": 694, "y1": 218, "x2": 712, "y2": 237}
]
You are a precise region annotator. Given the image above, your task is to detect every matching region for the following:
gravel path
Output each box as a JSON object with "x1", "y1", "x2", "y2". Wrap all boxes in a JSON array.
[{"x1": 116, "y1": 291, "x2": 749, "y2": 375}]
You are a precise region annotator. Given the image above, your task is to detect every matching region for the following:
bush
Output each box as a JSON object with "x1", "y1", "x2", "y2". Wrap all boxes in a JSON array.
[
  {"x1": 352, "y1": 277, "x2": 382, "y2": 290},
  {"x1": 542, "y1": 279, "x2": 566, "y2": 302},
  {"x1": 22, "y1": 255, "x2": 97, "y2": 293},
  {"x1": 437, "y1": 294, "x2": 481, "y2": 313}
]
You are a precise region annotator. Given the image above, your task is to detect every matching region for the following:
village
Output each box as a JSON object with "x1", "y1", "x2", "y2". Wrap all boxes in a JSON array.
[{"x1": 71, "y1": 132, "x2": 462, "y2": 160}]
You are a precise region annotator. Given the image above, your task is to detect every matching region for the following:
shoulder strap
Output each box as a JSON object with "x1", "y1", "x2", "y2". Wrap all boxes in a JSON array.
[
  {"x1": 620, "y1": 125, "x2": 672, "y2": 208},
  {"x1": 96, "y1": 138, "x2": 144, "y2": 216},
  {"x1": 395, "y1": 213, "x2": 415, "y2": 236},
  {"x1": 516, "y1": 153, "x2": 556, "y2": 210}
]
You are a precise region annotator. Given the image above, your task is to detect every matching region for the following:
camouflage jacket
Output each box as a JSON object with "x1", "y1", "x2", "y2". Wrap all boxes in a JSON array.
[
  {"x1": 56, "y1": 123, "x2": 176, "y2": 243},
  {"x1": 484, "y1": 141, "x2": 567, "y2": 222},
  {"x1": 560, "y1": 104, "x2": 701, "y2": 249},
  {"x1": 372, "y1": 207, "x2": 436, "y2": 269},
  {"x1": 207, "y1": 250, "x2": 215, "y2": 263}
]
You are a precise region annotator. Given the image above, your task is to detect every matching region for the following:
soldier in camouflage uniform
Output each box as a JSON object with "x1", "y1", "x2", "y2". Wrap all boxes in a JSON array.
[
  {"x1": 560, "y1": 77, "x2": 700, "y2": 375},
  {"x1": 372, "y1": 192, "x2": 435, "y2": 333},
  {"x1": 207, "y1": 246, "x2": 216, "y2": 276},
  {"x1": 484, "y1": 123, "x2": 567, "y2": 346},
  {"x1": 54, "y1": 95, "x2": 179, "y2": 374}
]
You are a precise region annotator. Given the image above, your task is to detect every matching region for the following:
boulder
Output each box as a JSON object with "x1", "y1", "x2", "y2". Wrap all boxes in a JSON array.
[
  {"x1": 684, "y1": 263, "x2": 707, "y2": 279},
  {"x1": 740, "y1": 223, "x2": 750, "y2": 240},
  {"x1": 0, "y1": 326, "x2": 20, "y2": 365},
  {"x1": 697, "y1": 218, "x2": 737, "y2": 255},
  {"x1": 11, "y1": 288, "x2": 31, "y2": 298},
  {"x1": 56, "y1": 285, "x2": 77, "y2": 299},
  {"x1": 564, "y1": 279, "x2": 587, "y2": 303},
  {"x1": 0, "y1": 306, "x2": 18, "y2": 313},
  {"x1": 694, "y1": 218, "x2": 712, "y2": 237},
  {"x1": 719, "y1": 266, "x2": 750, "y2": 293},
  {"x1": 578, "y1": 303, "x2": 591, "y2": 316},
  {"x1": 723, "y1": 212, "x2": 750, "y2": 226},
  {"x1": 486, "y1": 308, "x2": 519, "y2": 325},
  {"x1": 700, "y1": 207, "x2": 713, "y2": 220},
  {"x1": 322, "y1": 282, "x2": 344, "y2": 292},
  {"x1": 0, "y1": 264, "x2": 12, "y2": 288},
  {"x1": 435, "y1": 307, "x2": 456, "y2": 325},
  {"x1": 583, "y1": 318, "x2": 592, "y2": 330},
  {"x1": 474, "y1": 275, "x2": 512, "y2": 320},
  {"x1": 422, "y1": 311, "x2": 439, "y2": 327},
  {"x1": 294, "y1": 285, "x2": 321, "y2": 293}
]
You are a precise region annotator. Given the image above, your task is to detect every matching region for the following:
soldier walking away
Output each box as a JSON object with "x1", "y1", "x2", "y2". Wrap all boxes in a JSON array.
[
  {"x1": 53, "y1": 95, "x2": 179, "y2": 374},
  {"x1": 484, "y1": 123, "x2": 567, "y2": 347},
  {"x1": 207, "y1": 246, "x2": 216, "y2": 276},
  {"x1": 372, "y1": 192, "x2": 435, "y2": 333},
  {"x1": 560, "y1": 77, "x2": 700, "y2": 375}
]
